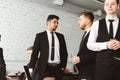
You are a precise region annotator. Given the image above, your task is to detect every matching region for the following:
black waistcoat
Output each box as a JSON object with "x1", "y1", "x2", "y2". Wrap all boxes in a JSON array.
[{"x1": 96, "y1": 18, "x2": 120, "y2": 57}]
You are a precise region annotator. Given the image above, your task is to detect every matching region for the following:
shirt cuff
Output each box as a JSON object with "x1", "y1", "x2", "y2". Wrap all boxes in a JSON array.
[{"x1": 29, "y1": 68, "x2": 33, "y2": 73}]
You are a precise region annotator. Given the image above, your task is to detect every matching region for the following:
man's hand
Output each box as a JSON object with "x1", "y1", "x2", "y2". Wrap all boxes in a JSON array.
[
  {"x1": 71, "y1": 56, "x2": 80, "y2": 64},
  {"x1": 107, "y1": 39, "x2": 120, "y2": 50}
]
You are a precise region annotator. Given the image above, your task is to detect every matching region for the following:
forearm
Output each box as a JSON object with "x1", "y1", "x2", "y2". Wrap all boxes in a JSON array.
[
  {"x1": 107, "y1": 39, "x2": 120, "y2": 50},
  {"x1": 87, "y1": 41, "x2": 107, "y2": 51}
]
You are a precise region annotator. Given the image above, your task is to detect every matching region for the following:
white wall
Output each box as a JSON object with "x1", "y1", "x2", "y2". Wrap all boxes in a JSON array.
[{"x1": 0, "y1": 0, "x2": 91, "y2": 74}]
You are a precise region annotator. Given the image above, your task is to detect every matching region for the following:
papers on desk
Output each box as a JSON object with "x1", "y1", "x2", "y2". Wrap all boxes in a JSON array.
[
  {"x1": 81, "y1": 79, "x2": 87, "y2": 80},
  {"x1": 8, "y1": 73, "x2": 15, "y2": 75}
]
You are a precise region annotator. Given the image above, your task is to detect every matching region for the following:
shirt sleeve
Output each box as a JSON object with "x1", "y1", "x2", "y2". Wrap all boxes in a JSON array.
[
  {"x1": 29, "y1": 68, "x2": 33, "y2": 73},
  {"x1": 87, "y1": 20, "x2": 108, "y2": 51}
]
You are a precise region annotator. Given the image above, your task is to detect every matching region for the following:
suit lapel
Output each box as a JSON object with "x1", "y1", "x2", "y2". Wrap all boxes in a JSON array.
[
  {"x1": 115, "y1": 18, "x2": 120, "y2": 39},
  {"x1": 43, "y1": 31, "x2": 49, "y2": 51},
  {"x1": 79, "y1": 31, "x2": 90, "y2": 52}
]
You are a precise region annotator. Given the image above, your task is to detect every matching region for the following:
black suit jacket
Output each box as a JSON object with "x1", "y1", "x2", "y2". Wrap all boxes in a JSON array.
[
  {"x1": 0, "y1": 48, "x2": 7, "y2": 80},
  {"x1": 29, "y1": 31, "x2": 68, "y2": 75},
  {"x1": 77, "y1": 32, "x2": 96, "y2": 77}
]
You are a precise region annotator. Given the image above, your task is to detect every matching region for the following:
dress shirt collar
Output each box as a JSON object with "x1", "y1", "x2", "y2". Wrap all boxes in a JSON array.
[
  {"x1": 47, "y1": 30, "x2": 55, "y2": 34},
  {"x1": 105, "y1": 16, "x2": 118, "y2": 22},
  {"x1": 85, "y1": 27, "x2": 91, "y2": 34}
]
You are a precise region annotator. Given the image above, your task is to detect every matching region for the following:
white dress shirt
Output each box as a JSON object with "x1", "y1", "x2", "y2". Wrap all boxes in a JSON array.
[
  {"x1": 29, "y1": 31, "x2": 60, "y2": 71},
  {"x1": 84, "y1": 27, "x2": 91, "y2": 37},
  {"x1": 87, "y1": 16, "x2": 119, "y2": 51},
  {"x1": 47, "y1": 30, "x2": 60, "y2": 64}
]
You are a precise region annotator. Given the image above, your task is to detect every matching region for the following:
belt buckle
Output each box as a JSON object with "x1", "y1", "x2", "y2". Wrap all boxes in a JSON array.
[
  {"x1": 48, "y1": 63, "x2": 58, "y2": 67},
  {"x1": 52, "y1": 63, "x2": 57, "y2": 66}
]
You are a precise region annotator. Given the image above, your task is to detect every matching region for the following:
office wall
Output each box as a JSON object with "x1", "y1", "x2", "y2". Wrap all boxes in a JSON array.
[{"x1": 0, "y1": 0, "x2": 92, "y2": 74}]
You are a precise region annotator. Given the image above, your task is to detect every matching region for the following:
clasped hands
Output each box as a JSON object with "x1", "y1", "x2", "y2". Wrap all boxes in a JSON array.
[{"x1": 107, "y1": 39, "x2": 120, "y2": 50}]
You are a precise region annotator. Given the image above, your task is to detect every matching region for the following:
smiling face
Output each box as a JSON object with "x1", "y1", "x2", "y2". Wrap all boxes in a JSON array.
[
  {"x1": 47, "y1": 18, "x2": 59, "y2": 32},
  {"x1": 104, "y1": 0, "x2": 119, "y2": 17}
]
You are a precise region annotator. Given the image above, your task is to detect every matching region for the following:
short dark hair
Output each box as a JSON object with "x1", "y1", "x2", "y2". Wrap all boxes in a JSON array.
[
  {"x1": 78, "y1": 11, "x2": 94, "y2": 23},
  {"x1": 47, "y1": 15, "x2": 59, "y2": 21},
  {"x1": 104, "y1": 0, "x2": 119, "y2": 4}
]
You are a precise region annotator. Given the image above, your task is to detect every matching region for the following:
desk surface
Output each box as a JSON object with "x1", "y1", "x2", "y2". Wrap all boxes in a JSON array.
[{"x1": 8, "y1": 74, "x2": 20, "y2": 80}]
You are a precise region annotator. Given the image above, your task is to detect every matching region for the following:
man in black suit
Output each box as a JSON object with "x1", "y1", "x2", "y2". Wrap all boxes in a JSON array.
[
  {"x1": 87, "y1": 0, "x2": 120, "y2": 80},
  {"x1": 71, "y1": 11, "x2": 96, "y2": 80},
  {"x1": 0, "y1": 47, "x2": 7, "y2": 80},
  {"x1": 29, "y1": 15, "x2": 68, "y2": 80}
]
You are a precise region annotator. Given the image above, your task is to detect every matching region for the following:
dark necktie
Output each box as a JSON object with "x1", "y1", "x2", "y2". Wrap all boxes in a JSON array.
[
  {"x1": 51, "y1": 32, "x2": 55, "y2": 61},
  {"x1": 108, "y1": 20, "x2": 114, "y2": 39}
]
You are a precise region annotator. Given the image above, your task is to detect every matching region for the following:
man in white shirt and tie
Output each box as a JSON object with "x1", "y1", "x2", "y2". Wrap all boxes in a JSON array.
[
  {"x1": 29, "y1": 15, "x2": 68, "y2": 80},
  {"x1": 87, "y1": 0, "x2": 120, "y2": 80}
]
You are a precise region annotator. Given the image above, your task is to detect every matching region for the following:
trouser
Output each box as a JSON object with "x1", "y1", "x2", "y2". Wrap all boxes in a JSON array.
[
  {"x1": 33, "y1": 65, "x2": 63, "y2": 80},
  {"x1": 95, "y1": 52, "x2": 120, "y2": 80}
]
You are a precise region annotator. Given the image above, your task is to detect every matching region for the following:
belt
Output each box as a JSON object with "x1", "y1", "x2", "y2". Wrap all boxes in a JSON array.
[
  {"x1": 101, "y1": 49, "x2": 119, "y2": 53},
  {"x1": 48, "y1": 63, "x2": 59, "y2": 67}
]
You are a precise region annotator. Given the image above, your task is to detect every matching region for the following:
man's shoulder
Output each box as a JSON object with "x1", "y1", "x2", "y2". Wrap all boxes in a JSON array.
[
  {"x1": 55, "y1": 32, "x2": 63, "y2": 35},
  {"x1": 55, "y1": 32, "x2": 64, "y2": 36},
  {"x1": 36, "y1": 31, "x2": 64, "y2": 37},
  {"x1": 93, "y1": 18, "x2": 105, "y2": 24},
  {"x1": 36, "y1": 31, "x2": 46, "y2": 36},
  {"x1": 0, "y1": 47, "x2": 3, "y2": 51},
  {"x1": 100, "y1": 18, "x2": 105, "y2": 21},
  {"x1": 0, "y1": 48, "x2": 3, "y2": 55}
]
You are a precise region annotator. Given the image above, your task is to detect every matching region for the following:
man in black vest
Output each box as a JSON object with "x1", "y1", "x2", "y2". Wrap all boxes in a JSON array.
[
  {"x1": 71, "y1": 11, "x2": 96, "y2": 80},
  {"x1": 87, "y1": 0, "x2": 120, "y2": 80}
]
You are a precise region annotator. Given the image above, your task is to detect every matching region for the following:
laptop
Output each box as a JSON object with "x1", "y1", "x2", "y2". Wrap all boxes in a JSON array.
[{"x1": 23, "y1": 65, "x2": 32, "y2": 80}]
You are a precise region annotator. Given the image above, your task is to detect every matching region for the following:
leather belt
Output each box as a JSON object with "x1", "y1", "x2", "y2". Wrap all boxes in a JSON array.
[{"x1": 48, "y1": 63, "x2": 59, "y2": 67}]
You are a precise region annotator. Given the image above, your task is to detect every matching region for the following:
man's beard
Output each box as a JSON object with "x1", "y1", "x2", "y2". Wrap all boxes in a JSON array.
[{"x1": 80, "y1": 24, "x2": 86, "y2": 30}]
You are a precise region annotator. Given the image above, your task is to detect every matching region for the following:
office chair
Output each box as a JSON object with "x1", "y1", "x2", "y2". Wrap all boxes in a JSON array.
[{"x1": 23, "y1": 65, "x2": 32, "y2": 80}]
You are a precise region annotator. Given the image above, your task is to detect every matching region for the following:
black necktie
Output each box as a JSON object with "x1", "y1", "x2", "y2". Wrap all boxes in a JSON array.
[
  {"x1": 51, "y1": 32, "x2": 54, "y2": 61},
  {"x1": 108, "y1": 20, "x2": 114, "y2": 39}
]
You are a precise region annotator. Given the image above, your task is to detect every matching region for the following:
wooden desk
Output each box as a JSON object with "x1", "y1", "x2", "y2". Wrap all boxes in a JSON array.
[{"x1": 8, "y1": 74, "x2": 20, "y2": 80}]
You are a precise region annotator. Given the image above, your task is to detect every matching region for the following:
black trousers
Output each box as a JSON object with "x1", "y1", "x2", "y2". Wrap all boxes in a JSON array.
[
  {"x1": 95, "y1": 52, "x2": 120, "y2": 80},
  {"x1": 33, "y1": 65, "x2": 63, "y2": 80}
]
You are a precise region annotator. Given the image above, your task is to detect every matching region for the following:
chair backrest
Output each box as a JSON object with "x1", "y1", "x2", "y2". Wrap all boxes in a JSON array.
[
  {"x1": 73, "y1": 65, "x2": 79, "y2": 74},
  {"x1": 23, "y1": 65, "x2": 32, "y2": 80}
]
